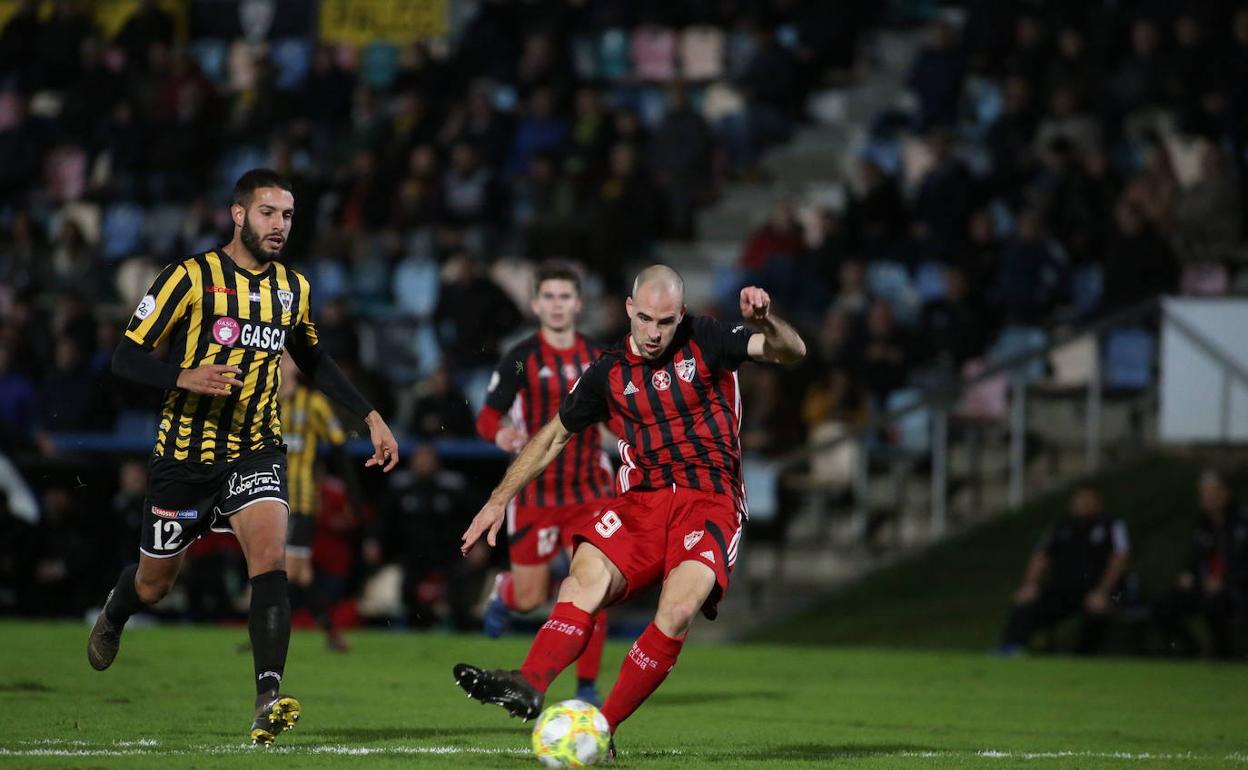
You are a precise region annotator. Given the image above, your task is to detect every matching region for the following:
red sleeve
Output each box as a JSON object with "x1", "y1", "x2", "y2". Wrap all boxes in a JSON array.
[{"x1": 476, "y1": 405, "x2": 503, "y2": 442}]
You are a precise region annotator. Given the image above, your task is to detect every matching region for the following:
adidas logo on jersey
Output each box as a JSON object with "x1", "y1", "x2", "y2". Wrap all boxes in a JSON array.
[
  {"x1": 538, "y1": 366, "x2": 553, "y2": 379},
  {"x1": 623, "y1": 381, "x2": 639, "y2": 396},
  {"x1": 700, "y1": 550, "x2": 715, "y2": 563}
]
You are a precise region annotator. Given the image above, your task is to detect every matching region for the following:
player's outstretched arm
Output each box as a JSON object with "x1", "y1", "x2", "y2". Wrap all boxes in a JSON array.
[
  {"x1": 740, "y1": 286, "x2": 807, "y2": 364},
  {"x1": 461, "y1": 415, "x2": 574, "y2": 554},
  {"x1": 112, "y1": 338, "x2": 242, "y2": 395}
]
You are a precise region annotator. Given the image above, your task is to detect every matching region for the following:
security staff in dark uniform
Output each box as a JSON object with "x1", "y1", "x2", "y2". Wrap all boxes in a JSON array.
[{"x1": 1000, "y1": 481, "x2": 1130, "y2": 654}]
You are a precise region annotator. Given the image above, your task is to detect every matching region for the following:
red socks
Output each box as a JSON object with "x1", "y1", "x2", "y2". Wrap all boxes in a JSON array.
[
  {"x1": 600, "y1": 623, "x2": 684, "y2": 731},
  {"x1": 519, "y1": 602, "x2": 593, "y2": 691},
  {"x1": 497, "y1": 572, "x2": 517, "y2": 611},
  {"x1": 575, "y1": 610, "x2": 608, "y2": 681}
]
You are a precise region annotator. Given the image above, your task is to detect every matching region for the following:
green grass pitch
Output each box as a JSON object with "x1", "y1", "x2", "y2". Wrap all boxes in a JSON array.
[{"x1": 0, "y1": 621, "x2": 1244, "y2": 769}]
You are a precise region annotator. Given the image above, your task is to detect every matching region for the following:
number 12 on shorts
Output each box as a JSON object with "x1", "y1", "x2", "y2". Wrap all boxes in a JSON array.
[
  {"x1": 152, "y1": 520, "x2": 184, "y2": 551},
  {"x1": 594, "y1": 509, "x2": 621, "y2": 538}
]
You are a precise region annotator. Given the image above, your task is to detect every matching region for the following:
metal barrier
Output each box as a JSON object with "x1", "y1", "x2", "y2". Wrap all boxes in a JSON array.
[{"x1": 776, "y1": 297, "x2": 1248, "y2": 551}]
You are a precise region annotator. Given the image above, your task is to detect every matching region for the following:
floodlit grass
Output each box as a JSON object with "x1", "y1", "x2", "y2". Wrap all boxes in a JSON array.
[{"x1": 1, "y1": 621, "x2": 1245, "y2": 768}]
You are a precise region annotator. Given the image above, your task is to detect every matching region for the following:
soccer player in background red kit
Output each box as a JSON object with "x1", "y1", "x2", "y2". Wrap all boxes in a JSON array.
[
  {"x1": 454, "y1": 265, "x2": 806, "y2": 756},
  {"x1": 475, "y1": 261, "x2": 613, "y2": 704}
]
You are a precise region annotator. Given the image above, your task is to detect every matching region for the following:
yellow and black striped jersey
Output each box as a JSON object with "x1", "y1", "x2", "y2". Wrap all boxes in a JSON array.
[
  {"x1": 282, "y1": 385, "x2": 346, "y2": 516},
  {"x1": 125, "y1": 249, "x2": 318, "y2": 464}
]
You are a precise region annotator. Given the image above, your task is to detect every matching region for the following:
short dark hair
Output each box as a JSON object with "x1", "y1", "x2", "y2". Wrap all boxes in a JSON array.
[
  {"x1": 534, "y1": 261, "x2": 581, "y2": 296},
  {"x1": 232, "y1": 168, "x2": 292, "y2": 207}
]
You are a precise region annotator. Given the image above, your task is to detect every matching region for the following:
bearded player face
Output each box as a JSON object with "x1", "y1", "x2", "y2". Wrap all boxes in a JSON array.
[{"x1": 236, "y1": 187, "x2": 294, "y2": 263}]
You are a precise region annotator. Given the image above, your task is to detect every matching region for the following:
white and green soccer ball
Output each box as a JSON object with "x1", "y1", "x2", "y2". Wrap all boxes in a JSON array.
[{"x1": 531, "y1": 699, "x2": 610, "y2": 768}]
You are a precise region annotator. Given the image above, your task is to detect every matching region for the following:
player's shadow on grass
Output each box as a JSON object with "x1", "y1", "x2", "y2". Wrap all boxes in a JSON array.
[
  {"x1": 307, "y1": 726, "x2": 524, "y2": 742},
  {"x1": 646, "y1": 689, "x2": 786, "y2": 706}
]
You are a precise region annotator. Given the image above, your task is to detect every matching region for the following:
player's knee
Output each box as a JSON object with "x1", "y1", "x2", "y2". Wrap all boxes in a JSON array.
[
  {"x1": 559, "y1": 560, "x2": 611, "y2": 607},
  {"x1": 655, "y1": 596, "x2": 700, "y2": 636},
  {"x1": 512, "y1": 579, "x2": 547, "y2": 613},
  {"x1": 135, "y1": 572, "x2": 174, "y2": 604}
]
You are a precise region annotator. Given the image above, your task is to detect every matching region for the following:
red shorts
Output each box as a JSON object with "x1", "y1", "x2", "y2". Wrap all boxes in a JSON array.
[
  {"x1": 573, "y1": 486, "x2": 743, "y2": 620},
  {"x1": 506, "y1": 499, "x2": 609, "y2": 566}
]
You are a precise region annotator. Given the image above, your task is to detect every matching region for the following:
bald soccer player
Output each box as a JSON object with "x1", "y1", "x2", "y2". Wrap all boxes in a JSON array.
[{"x1": 451, "y1": 265, "x2": 806, "y2": 758}]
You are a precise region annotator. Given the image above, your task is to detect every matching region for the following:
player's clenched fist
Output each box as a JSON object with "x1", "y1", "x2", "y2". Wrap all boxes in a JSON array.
[
  {"x1": 461, "y1": 501, "x2": 507, "y2": 555},
  {"x1": 739, "y1": 286, "x2": 771, "y2": 321},
  {"x1": 176, "y1": 364, "x2": 243, "y2": 395}
]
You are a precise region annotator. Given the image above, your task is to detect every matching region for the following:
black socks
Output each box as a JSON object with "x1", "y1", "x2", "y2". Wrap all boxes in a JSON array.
[
  {"x1": 104, "y1": 564, "x2": 145, "y2": 626},
  {"x1": 249, "y1": 570, "x2": 291, "y2": 696},
  {"x1": 290, "y1": 583, "x2": 334, "y2": 631}
]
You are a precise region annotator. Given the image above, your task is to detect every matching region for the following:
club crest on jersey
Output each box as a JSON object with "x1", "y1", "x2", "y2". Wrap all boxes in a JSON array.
[
  {"x1": 212, "y1": 316, "x2": 241, "y2": 346},
  {"x1": 684, "y1": 530, "x2": 704, "y2": 550},
  {"x1": 277, "y1": 290, "x2": 294, "y2": 312},
  {"x1": 676, "y1": 357, "x2": 696, "y2": 383},
  {"x1": 652, "y1": 370, "x2": 671, "y2": 391}
]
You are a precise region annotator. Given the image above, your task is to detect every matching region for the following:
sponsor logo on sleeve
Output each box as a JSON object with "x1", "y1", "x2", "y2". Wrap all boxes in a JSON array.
[
  {"x1": 699, "y1": 549, "x2": 716, "y2": 564},
  {"x1": 134, "y1": 295, "x2": 157, "y2": 320}
]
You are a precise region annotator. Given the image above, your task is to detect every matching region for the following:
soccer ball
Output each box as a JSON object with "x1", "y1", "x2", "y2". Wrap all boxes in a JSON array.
[{"x1": 531, "y1": 699, "x2": 610, "y2": 767}]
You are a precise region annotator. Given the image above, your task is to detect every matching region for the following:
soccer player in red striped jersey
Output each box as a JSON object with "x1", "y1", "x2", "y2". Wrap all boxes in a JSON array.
[
  {"x1": 474, "y1": 262, "x2": 613, "y2": 704},
  {"x1": 453, "y1": 265, "x2": 806, "y2": 755}
]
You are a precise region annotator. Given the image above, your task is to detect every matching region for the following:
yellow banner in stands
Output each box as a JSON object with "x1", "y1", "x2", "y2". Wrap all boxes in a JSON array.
[
  {"x1": 320, "y1": 0, "x2": 446, "y2": 45},
  {"x1": 0, "y1": 0, "x2": 187, "y2": 42}
]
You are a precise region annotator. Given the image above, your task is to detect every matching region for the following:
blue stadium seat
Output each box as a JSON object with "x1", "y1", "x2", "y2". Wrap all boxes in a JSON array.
[
  {"x1": 114, "y1": 409, "x2": 158, "y2": 437},
  {"x1": 393, "y1": 255, "x2": 440, "y2": 318},
  {"x1": 1104, "y1": 328, "x2": 1155, "y2": 391},
  {"x1": 359, "y1": 42, "x2": 399, "y2": 90},
  {"x1": 885, "y1": 387, "x2": 930, "y2": 455},
  {"x1": 145, "y1": 204, "x2": 186, "y2": 258},
  {"x1": 100, "y1": 203, "x2": 146, "y2": 262},
  {"x1": 571, "y1": 34, "x2": 599, "y2": 80},
  {"x1": 866, "y1": 261, "x2": 918, "y2": 325},
  {"x1": 271, "y1": 39, "x2": 313, "y2": 91},
  {"x1": 1071, "y1": 264, "x2": 1104, "y2": 317},
  {"x1": 914, "y1": 260, "x2": 948, "y2": 305},
  {"x1": 189, "y1": 39, "x2": 227, "y2": 84},
  {"x1": 599, "y1": 29, "x2": 631, "y2": 81},
  {"x1": 988, "y1": 325, "x2": 1048, "y2": 382}
]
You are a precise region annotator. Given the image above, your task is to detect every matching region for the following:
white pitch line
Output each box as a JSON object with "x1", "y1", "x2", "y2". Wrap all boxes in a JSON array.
[{"x1": 1, "y1": 742, "x2": 1245, "y2": 762}]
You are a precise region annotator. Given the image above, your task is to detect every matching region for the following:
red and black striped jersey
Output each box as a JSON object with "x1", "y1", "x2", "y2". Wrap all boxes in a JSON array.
[
  {"x1": 558, "y1": 316, "x2": 754, "y2": 516},
  {"x1": 477, "y1": 331, "x2": 612, "y2": 507}
]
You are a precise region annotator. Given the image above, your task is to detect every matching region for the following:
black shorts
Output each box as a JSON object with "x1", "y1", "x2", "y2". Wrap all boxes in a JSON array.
[
  {"x1": 286, "y1": 513, "x2": 316, "y2": 557},
  {"x1": 140, "y1": 446, "x2": 289, "y2": 559}
]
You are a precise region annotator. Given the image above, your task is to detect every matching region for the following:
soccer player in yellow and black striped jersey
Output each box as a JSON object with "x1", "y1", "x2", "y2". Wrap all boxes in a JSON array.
[
  {"x1": 278, "y1": 353, "x2": 358, "y2": 652},
  {"x1": 86, "y1": 169, "x2": 400, "y2": 746}
]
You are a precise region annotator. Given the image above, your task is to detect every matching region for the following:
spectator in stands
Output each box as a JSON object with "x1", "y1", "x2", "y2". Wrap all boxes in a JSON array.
[
  {"x1": 367, "y1": 444, "x2": 478, "y2": 629},
  {"x1": 999, "y1": 482, "x2": 1130, "y2": 655},
  {"x1": 1102, "y1": 200, "x2": 1177, "y2": 312},
  {"x1": 0, "y1": 341, "x2": 38, "y2": 450},
  {"x1": 34, "y1": 0, "x2": 94, "y2": 91},
  {"x1": 831, "y1": 258, "x2": 870, "y2": 321},
  {"x1": 1111, "y1": 17, "x2": 1165, "y2": 116},
  {"x1": 115, "y1": 0, "x2": 174, "y2": 74},
  {"x1": 588, "y1": 142, "x2": 661, "y2": 288},
  {"x1": 1154, "y1": 470, "x2": 1248, "y2": 659},
  {"x1": 649, "y1": 84, "x2": 715, "y2": 240},
  {"x1": 0, "y1": 0, "x2": 41, "y2": 89},
  {"x1": 30, "y1": 486, "x2": 92, "y2": 615},
  {"x1": 442, "y1": 141, "x2": 502, "y2": 228},
  {"x1": 906, "y1": 19, "x2": 964, "y2": 130},
  {"x1": 109, "y1": 460, "x2": 146, "y2": 573},
  {"x1": 39, "y1": 335, "x2": 97, "y2": 431},
  {"x1": 986, "y1": 75, "x2": 1039, "y2": 200},
  {"x1": 859, "y1": 298, "x2": 911, "y2": 405},
  {"x1": 408, "y1": 364, "x2": 475, "y2": 439},
  {"x1": 1174, "y1": 140, "x2": 1242, "y2": 254},
  {"x1": 991, "y1": 208, "x2": 1066, "y2": 323},
  {"x1": 847, "y1": 158, "x2": 904, "y2": 260},
  {"x1": 433, "y1": 253, "x2": 522, "y2": 370},
  {"x1": 921, "y1": 267, "x2": 987, "y2": 373},
  {"x1": 912, "y1": 129, "x2": 973, "y2": 245},
  {"x1": 740, "y1": 201, "x2": 804, "y2": 272}
]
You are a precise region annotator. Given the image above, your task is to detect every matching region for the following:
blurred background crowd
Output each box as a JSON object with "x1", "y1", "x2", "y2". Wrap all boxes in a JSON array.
[{"x1": 0, "y1": 0, "x2": 1246, "y2": 654}]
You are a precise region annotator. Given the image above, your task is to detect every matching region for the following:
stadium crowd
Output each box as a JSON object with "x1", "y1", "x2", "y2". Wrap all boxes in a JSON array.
[{"x1": 0, "y1": 0, "x2": 1246, "y2": 649}]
